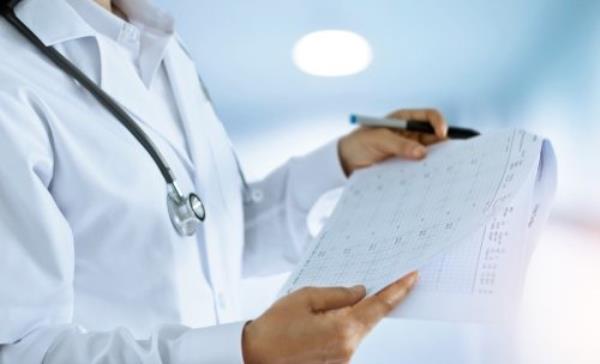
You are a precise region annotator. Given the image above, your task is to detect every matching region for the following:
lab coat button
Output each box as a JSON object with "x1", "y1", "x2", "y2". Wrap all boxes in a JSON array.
[
  {"x1": 119, "y1": 24, "x2": 140, "y2": 44},
  {"x1": 250, "y1": 189, "x2": 264, "y2": 203}
]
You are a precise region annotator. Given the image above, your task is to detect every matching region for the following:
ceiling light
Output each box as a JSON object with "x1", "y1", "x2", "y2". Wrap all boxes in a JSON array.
[{"x1": 292, "y1": 30, "x2": 373, "y2": 77}]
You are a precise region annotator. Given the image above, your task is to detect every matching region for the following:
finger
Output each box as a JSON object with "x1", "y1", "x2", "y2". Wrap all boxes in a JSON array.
[
  {"x1": 301, "y1": 285, "x2": 367, "y2": 312},
  {"x1": 424, "y1": 109, "x2": 448, "y2": 139},
  {"x1": 350, "y1": 272, "x2": 418, "y2": 330},
  {"x1": 391, "y1": 129, "x2": 439, "y2": 146},
  {"x1": 387, "y1": 109, "x2": 448, "y2": 140},
  {"x1": 387, "y1": 108, "x2": 428, "y2": 120},
  {"x1": 418, "y1": 133, "x2": 444, "y2": 145},
  {"x1": 374, "y1": 129, "x2": 426, "y2": 159}
]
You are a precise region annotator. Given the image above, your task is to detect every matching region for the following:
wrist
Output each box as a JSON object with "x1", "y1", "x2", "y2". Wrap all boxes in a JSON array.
[
  {"x1": 242, "y1": 321, "x2": 259, "y2": 364},
  {"x1": 337, "y1": 136, "x2": 353, "y2": 177}
]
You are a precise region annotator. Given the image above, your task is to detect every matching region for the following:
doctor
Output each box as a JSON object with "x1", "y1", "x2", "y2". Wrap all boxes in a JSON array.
[{"x1": 0, "y1": 0, "x2": 448, "y2": 363}]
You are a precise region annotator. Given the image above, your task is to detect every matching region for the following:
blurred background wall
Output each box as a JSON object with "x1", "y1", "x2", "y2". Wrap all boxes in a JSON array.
[{"x1": 156, "y1": 1, "x2": 600, "y2": 362}]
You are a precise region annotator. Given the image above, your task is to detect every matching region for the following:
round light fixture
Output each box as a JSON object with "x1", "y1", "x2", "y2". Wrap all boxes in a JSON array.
[{"x1": 292, "y1": 30, "x2": 373, "y2": 77}]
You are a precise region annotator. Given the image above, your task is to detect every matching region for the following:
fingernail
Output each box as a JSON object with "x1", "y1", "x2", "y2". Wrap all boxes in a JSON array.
[
  {"x1": 407, "y1": 272, "x2": 419, "y2": 285},
  {"x1": 413, "y1": 146, "x2": 426, "y2": 158}
]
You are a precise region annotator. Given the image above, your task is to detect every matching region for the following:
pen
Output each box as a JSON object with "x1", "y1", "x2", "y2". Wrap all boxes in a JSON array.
[{"x1": 350, "y1": 114, "x2": 480, "y2": 139}]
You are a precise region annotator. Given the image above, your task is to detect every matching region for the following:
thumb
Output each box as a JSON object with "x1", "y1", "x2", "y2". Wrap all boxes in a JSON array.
[{"x1": 301, "y1": 286, "x2": 367, "y2": 312}]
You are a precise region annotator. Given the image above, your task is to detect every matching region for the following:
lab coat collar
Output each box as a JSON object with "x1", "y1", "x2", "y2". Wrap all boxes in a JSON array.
[
  {"x1": 65, "y1": 0, "x2": 125, "y2": 43},
  {"x1": 14, "y1": 0, "x2": 96, "y2": 47},
  {"x1": 14, "y1": 0, "x2": 175, "y2": 47},
  {"x1": 163, "y1": 44, "x2": 206, "y2": 182},
  {"x1": 15, "y1": 0, "x2": 175, "y2": 88},
  {"x1": 66, "y1": 0, "x2": 175, "y2": 88}
]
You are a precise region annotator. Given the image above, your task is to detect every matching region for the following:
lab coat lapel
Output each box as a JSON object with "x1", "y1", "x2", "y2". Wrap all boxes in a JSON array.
[
  {"x1": 163, "y1": 42, "x2": 228, "y2": 213},
  {"x1": 96, "y1": 38, "x2": 195, "y2": 171},
  {"x1": 164, "y1": 44, "x2": 248, "y2": 319}
]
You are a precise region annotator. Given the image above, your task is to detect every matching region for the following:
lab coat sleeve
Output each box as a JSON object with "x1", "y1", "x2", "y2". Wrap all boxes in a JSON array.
[
  {"x1": 2, "y1": 322, "x2": 247, "y2": 364},
  {"x1": 242, "y1": 139, "x2": 348, "y2": 277},
  {"x1": 0, "y1": 91, "x2": 247, "y2": 363}
]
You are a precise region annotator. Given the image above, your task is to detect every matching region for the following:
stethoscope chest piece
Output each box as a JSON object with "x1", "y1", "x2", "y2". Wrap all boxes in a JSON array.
[
  {"x1": 167, "y1": 182, "x2": 206, "y2": 236},
  {"x1": 188, "y1": 193, "x2": 206, "y2": 221}
]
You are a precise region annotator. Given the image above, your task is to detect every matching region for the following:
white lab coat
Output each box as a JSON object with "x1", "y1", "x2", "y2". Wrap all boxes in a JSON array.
[{"x1": 0, "y1": 0, "x2": 346, "y2": 362}]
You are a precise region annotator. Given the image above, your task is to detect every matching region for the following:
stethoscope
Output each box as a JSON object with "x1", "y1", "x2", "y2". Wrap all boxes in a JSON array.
[{"x1": 1, "y1": 0, "x2": 256, "y2": 237}]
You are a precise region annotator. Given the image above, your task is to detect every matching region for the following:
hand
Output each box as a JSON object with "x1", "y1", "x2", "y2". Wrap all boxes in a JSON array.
[
  {"x1": 242, "y1": 272, "x2": 418, "y2": 364},
  {"x1": 338, "y1": 109, "x2": 448, "y2": 176}
]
